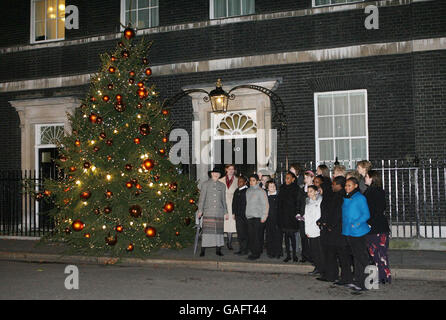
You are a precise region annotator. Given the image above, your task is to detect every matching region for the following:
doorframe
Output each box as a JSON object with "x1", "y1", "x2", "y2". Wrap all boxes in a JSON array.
[{"x1": 186, "y1": 79, "x2": 279, "y2": 184}]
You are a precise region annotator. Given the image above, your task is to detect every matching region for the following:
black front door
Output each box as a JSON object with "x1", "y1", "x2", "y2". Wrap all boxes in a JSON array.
[
  {"x1": 213, "y1": 138, "x2": 257, "y2": 177},
  {"x1": 38, "y1": 148, "x2": 59, "y2": 229}
]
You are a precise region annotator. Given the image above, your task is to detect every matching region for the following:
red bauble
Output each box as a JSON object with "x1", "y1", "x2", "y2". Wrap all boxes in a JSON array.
[
  {"x1": 72, "y1": 220, "x2": 85, "y2": 231},
  {"x1": 116, "y1": 225, "x2": 123, "y2": 233},
  {"x1": 104, "y1": 206, "x2": 112, "y2": 214},
  {"x1": 175, "y1": 231, "x2": 180, "y2": 236},
  {"x1": 125, "y1": 164, "x2": 133, "y2": 171},
  {"x1": 139, "y1": 124, "x2": 151, "y2": 136},
  {"x1": 137, "y1": 103, "x2": 143, "y2": 109},
  {"x1": 75, "y1": 139, "x2": 81, "y2": 147},
  {"x1": 106, "y1": 139, "x2": 113, "y2": 146},
  {"x1": 125, "y1": 181, "x2": 133, "y2": 189},
  {"x1": 69, "y1": 166, "x2": 76, "y2": 172},
  {"x1": 105, "y1": 234, "x2": 118, "y2": 246},
  {"x1": 129, "y1": 71, "x2": 136, "y2": 77},
  {"x1": 105, "y1": 190, "x2": 113, "y2": 198},
  {"x1": 134, "y1": 138, "x2": 141, "y2": 144},
  {"x1": 102, "y1": 95, "x2": 110, "y2": 102},
  {"x1": 145, "y1": 68, "x2": 152, "y2": 76},
  {"x1": 111, "y1": 56, "x2": 117, "y2": 62},
  {"x1": 121, "y1": 50, "x2": 130, "y2": 58},
  {"x1": 126, "y1": 243, "x2": 134, "y2": 252},
  {"x1": 108, "y1": 66, "x2": 116, "y2": 73},
  {"x1": 107, "y1": 84, "x2": 114, "y2": 90},
  {"x1": 99, "y1": 132, "x2": 107, "y2": 139},
  {"x1": 142, "y1": 159, "x2": 154, "y2": 170},
  {"x1": 163, "y1": 202, "x2": 174, "y2": 213},
  {"x1": 144, "y1": 226, "x2": 156, "y2": 238},
  {"x1": 129, "y1": 205, "x2": 142, "y2": 218},
  {"x1": 83, "y1": 162, "x2": 91, "y2": 169},
  {"x1": 162, "y1": 109, "x2": 169, "y2": 115},
  {"x1": 80, "y1": 191, "x2": 91, "y2": 200}
]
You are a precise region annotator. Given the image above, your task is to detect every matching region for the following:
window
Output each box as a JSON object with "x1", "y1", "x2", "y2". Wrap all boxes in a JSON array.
[
  {"x1": 313, "y1": 0, "x2": 363, "y2": 7},
  {"x1": 121, "y1": 0, "x2": 159, "y2": 29},
  {"x1": 315, "y1": 90, "x2": 368, "y2": 169},
  {"x1": 31, "y1": 0, "x2": 65, "y2": 43},
  {"x1": 211, "y1": 0, "x2": 255, "y2": 19}
]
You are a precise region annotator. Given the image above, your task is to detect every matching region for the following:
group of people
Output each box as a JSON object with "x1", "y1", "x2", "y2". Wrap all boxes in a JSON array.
[{"x1": 197, "y1": 161, "x2": 391, "y2": 294}]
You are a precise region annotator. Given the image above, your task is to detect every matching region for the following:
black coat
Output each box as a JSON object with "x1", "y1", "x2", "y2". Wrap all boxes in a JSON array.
[
  {"x1": 232, "y1": 187, "x2": 248, "y2": 220},
  {"x1": 319, "y1": 190, "x2": 347, "y2": 246},
  {"x1": 267, "y1": 194, "x2": 279, "y2": 226},
  {"x1": 364, "y1": 186, "x2": 390, "y2": 234},
  {"x1": 278, "y1": 183, "x2": 303, "y2": 232}
]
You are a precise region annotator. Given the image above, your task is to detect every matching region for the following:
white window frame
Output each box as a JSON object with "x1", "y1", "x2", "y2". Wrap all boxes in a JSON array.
[
  {"x1": 30, "y1": 0, "x2": 65, "y2": 44},
  {"x1": 314, "y1": 89, "x2": 369, "y2": 169},
  {"x1": 120, "y1": 0, "x2": 159, "y2": 30},
  {"x1": 312, "y1": 0, "x2": 364, "y2": 8},
  {"x1": 210, "y1": 0, "x2": 255, "y2": 20}
]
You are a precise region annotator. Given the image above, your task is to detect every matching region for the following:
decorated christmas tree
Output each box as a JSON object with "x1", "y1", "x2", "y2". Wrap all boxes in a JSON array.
[{"x1": 40, "y1": 27, "x2": 198, "y2": 257}]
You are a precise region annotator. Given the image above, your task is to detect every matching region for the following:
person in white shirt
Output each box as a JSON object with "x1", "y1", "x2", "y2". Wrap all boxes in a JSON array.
[{"x1": 304, "y1": 185, "x2": 325, "y2": 276}]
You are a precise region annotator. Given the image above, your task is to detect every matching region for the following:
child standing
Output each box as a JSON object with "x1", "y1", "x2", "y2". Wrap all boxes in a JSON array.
[
  {"x1": 232, "y1": 176, "x2": 249, "y2": 255},
  {"x1": 265, "y1": 180, "x2": 283, "y2": 258},
  {"x1": 305, "y1": 185, "x2": 324, "y2": 275}
]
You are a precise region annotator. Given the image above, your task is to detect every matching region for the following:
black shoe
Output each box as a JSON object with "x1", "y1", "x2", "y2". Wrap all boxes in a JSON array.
[
  {"x1": 267, "y1": 254, "x2": 274, "y2": 259},
  {"x1": 199, "y1": 248, "x2": 205, "y2": 257},
  {"x1": 216, "y1": 248, "x2": 224, "y2": 256},
  {"x1": 234, "y1": 251, "x2": 242, "y2": 255},
  {"x1": 240, "y1": 251, "x2": 249, "y2": 255},
  {"x1": 293, "y1": 257, "x2": 299, "y2": 263},
  {"x1": 308, "y1": 269, "x2": 320, "y2": 276},
  {"x1": 300, "y1": 258, "x2": 307, "y2": 263},
  {"x1": 350, "y1": 287, "x2": 367, "y2": 295},
  {"x1": 316, "y1": 277, "x2": 330, "y2": 282},
  {"x1": 247, "y1": 255, "x2": 259, "y2": 260},
  {"x1": 283, "y1": 256, "x2": 291, "y2": 263},
  {"x1": 333, "y1": 280, "x2": 349, "y2": 286}
]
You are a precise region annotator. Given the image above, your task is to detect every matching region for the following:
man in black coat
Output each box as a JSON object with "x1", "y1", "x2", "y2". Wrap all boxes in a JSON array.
[
  {"x1": 317, "y1": 176, "x2": 353, "y2": 284},
  {"x1": 232, "y1": 176, "x2": 249, "y2": 255}
]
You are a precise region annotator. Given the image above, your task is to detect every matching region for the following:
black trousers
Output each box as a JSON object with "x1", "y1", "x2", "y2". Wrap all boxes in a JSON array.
[
  {"x1": 266, "y1": 220, "x2": 283, "y2": 257},
  {"x1": 298, "y1": 221, "x2": 312, "y2": 261},
  {"x1": 347, "y1": 235, "x2": 370, "y2": 289},
  {"x1": 322, "y1": 243, "x2": 353, "y2": 282},
  {"x1": 235, "y1": 216, "x2": 249, "y2": 253},
  {"x1": 308, "y1": 237, "x2": 324, "y2": 273},
  {"x1": 283, "y1": 231, "x2": 297, "y2": 258},
  {"x1": 247, "y1": 218, "x2": 264, "y2": 258}
]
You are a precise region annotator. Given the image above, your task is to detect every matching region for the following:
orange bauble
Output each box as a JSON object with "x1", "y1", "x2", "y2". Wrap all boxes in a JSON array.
[
  {"x1": 163, "y1": 202, "x2": 174, "y2": 213},
  {"x1": 162, "y1": 109, "x2": 169, "y2": 115},
  {"x1": 80, "y1": 190, "x2": 91, "y2": 200},
  {"x1": 134, "y1": 138, "x2": 141, "y2": 144},
  {"x1": 72, "y1": 220, "x2": 85, "y2": 231},
  {"x1": 144, "y1": 226, "x2": 156, "y2": 238},
  {"x1": 126, "y1": 243, "x2": 134, "y2": 252},
  {"x1": 145, "y1": 68, "x2": 152, "y2": 76},
  {"x1": 116, "y1": 225, "x2": 123, "y2": 232},
  {"x1": 124, "y1": 27, "x2": 135, "y2": 40},
  {"x1": 102, "y1": 95, "x2": 110, "y2": 102},
  {"x1": 142, "y1": 159, "x2": 154, "y2": 170},
  {"x1": 108, "y1": 66, "x2": 116, "y2": 73}
]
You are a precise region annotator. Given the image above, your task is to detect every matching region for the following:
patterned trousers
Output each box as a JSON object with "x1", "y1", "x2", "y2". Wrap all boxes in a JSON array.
[{"x1": 366, "y1": 233, "x2": 392, "y2": 283}]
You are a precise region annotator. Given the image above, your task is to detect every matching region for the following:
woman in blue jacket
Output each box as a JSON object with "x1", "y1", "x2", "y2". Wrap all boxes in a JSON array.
[{"x1": 342, "y1": 177, "x2": 371, "y2": 293}]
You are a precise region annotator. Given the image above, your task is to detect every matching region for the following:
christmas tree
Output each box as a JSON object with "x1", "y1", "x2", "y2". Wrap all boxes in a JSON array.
[{"x1": 41, "y1": 27, "x2": 198, "y2": 257}]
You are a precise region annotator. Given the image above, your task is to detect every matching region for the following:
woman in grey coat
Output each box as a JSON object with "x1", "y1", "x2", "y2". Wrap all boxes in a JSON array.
[{"x1": 197, "y1": 168, "x2": 228, "y2": 256}]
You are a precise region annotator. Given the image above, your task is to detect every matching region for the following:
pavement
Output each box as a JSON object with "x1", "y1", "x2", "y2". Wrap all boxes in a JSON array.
[{"x1": 0, "y1": 238, "x2": 445, "y2": 282}]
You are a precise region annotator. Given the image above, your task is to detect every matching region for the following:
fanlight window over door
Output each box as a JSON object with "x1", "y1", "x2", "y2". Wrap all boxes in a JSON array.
[
  {"x1": 215, "y1": 111, "x2": 257, "y2": 139},
  {"x1": 38, "y1": 124, "x2": 64, "y2": 146}
]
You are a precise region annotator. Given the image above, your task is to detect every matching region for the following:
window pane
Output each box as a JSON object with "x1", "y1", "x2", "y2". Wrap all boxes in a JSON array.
[
  {"x1": 335, "y1": 139, "x2": 350, "y2": 161},
  {"x1": 46, "y1": 19, "x2": 57, "y2": 40},
  {"x1": 150, "y1": 7, "x2": 159, "y2": 27},
  {"x1": 334, "y1": 93, "x2": 348, "y2": 115},
  {"x1": 57, "y1": 18, "x2": 65, "y2": 39},
  {"x1": 138, "y1": 0, "x2": 150, "y2": 8},
  {"x1": 314, "y1": 0, "x2": 330, "y2": 5},
  {"x1": 351, "y1": 115, "x2": 366, "y2": 136},
  {"x1": 319, "y1": 140, "x2": 334, "y2": 161},
  {"x1": 126, "y1": 10, "x2": 137, "y2": 26},
  {"x1": 334, "y1": 115, "x2": 349, "y2": 137},
  {"x1": 35, "y1": 21, "x2": 45, "y2": 41},
  {"x1": 317, "y1": 95, "x2": 332, "y2": 116},
  {"x1": 35, "y1": 0, "x2": 45, "y2": 21},
  {"x1": 58, "y1": 0, "x2": 66, "y2": 18},
  {"x1": 150, "y1": 0, "x2": 159, "y2": 7},
  {"x1": 138, "y1": 8, "x2": 150, "y2": 28},
  {"x1": 228, "y1": 0, "x2": 241, "y2": 16},
  {"x1": 350, "y1": 92, "x2": 365, "y2": 114},
  {"x1": 242, "y1": 0, "x2": 255, "y2": 14},
  {"x1": 125, "y1": 0, "x2": 133, "y2": 10},
  {"x1": 318, "y1": 117, "x2": 333, "y2": 138},
  {"x1": 214, "y1": 0, "x2": 227, "y2": 18},
  {"x1": 47, "y1": 0, "x2": 57, "y2": 19},
  {"x1": 351, "y1": 139, "x2": 367, "y2": 160}
]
